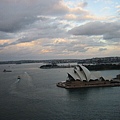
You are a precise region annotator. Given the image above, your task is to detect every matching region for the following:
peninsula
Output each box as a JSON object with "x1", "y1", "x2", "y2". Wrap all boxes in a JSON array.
[{"x1": 56, "y1": 65, "x2": 120, "y2": 89}]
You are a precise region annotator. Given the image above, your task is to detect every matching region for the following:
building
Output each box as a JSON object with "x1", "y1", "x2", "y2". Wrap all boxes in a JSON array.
[{"x1": 67, "y1": 65, "x2": 101, "y2": 82}]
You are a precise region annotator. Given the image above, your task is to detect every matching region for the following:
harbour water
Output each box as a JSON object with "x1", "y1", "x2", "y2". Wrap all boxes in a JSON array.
[{"x1": 0, "y1": 63, "x2": 120, "y2": 120}]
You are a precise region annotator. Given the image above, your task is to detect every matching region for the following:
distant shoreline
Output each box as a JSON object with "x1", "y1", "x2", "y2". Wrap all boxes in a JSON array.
[
  {"x1": 0, "y1": 56, "x2": 120, "y2": 65},
  {"x1": 84, "y1": 64, "x2": 120, "y2": 71},
  {"x1": 40, "y1": 63, "x2": 120, "y2": 71}
]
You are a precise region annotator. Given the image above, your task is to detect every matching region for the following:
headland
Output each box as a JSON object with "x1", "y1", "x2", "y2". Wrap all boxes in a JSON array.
[{"x1": 56, "y1": 65, "x2": 120, "y2": 89}]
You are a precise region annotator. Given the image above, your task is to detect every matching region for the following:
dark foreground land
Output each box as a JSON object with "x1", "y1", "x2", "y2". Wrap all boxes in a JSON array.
[
  {"x1": 84, "y1": 64, "x2": 120, "y2": 71},
  {"x1": 40, "y1": 63, "x2": 120, "y2": 71}
]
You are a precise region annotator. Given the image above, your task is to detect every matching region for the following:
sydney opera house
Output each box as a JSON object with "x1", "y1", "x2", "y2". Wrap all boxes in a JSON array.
[
  {"x1": 57, "y1": 65, "x2": 120, "y2": 88},
  {"x1": 67, "y1": 65, "x2": 102, "y2": 82}
]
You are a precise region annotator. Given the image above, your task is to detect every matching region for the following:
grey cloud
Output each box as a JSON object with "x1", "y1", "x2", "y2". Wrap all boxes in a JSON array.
[
  {"x1": 0, "y1": 43, "x2": 9, "y2": 47},
  {"x1": 56, "y1": 41, "x2": 89, "y2": 53},
  {"x1": 69, "y1": 46, "x2": 89, "y2": 52},
  {"x1": 0, "y1": 16, "x2": 39, "y2": 33},
  {"x1": 99, "y1": 48, "x2": 107, "y2": 51},
  {"x1": 68, "y1": 21, "x2": 120, "y2": 41},
  {"x1": 0, "y1": 17, "x2": 69, "y2": 47},
  {"x1": 0, "y1": 0, "x2": 68, "y2": 33},
  {"x1": 42, "y1": 38, "x2": 89, "y2": 54},
  {"x1": 0, "y1": 31, "x2": 14, "y2": 39},
  {"x1": 12, "y1": 37, "x2": 33, "y2": 45},
  {"x1": 78, "y1": 2, "x2": 88, "y2": 8},
  {"x1": 103, "y1": 31, "x2": 120, "y2": 40}
]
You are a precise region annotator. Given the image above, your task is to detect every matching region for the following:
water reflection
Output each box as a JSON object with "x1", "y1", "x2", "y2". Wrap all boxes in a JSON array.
[{"x1": 66, "y1": 87, "x2": 113, "y2": 101}]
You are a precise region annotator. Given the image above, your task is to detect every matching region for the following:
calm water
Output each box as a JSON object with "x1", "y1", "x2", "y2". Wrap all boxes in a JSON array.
[{"x1": 0, "y1": 63, "x2": 120, "y2": 120}]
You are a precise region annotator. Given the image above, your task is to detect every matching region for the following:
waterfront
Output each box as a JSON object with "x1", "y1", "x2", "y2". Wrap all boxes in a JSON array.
[{"x1": 0, "y1": 63, "x2": 120, "y2": 120}]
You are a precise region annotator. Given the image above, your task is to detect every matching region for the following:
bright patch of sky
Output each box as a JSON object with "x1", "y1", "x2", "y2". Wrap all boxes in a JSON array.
[
  {"x1": 91, "y1": 0, "x2": 119, "y2": 16},
  {"x1": 64, "y1": 0, "x2": 119, "y2": 17}
]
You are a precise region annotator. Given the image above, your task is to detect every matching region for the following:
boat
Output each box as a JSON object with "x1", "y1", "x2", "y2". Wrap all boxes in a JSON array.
[
  {"x1": 3, "y1": 69, "x2": 12, "y2": 72},
  {"x1": 17, "y1": 76, "x2": 21, "y2": 80},
  {"x1": 56, "y1": 65, "x2": 120, "y2": 89}
]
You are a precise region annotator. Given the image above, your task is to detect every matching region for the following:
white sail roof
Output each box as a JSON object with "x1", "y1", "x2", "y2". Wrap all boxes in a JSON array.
[
  {"x1": 67, "y1": 65, "x2": 101, "y2": 81},
  {"x1": 67, "y1": 68, "x2": 80, "y2": 80},
  {"x1": 79, "y1": 65, "x2": 91, "y2": 81},
  {"x1": 74, "y1": 67, "x2": 86, "y2": 81}
]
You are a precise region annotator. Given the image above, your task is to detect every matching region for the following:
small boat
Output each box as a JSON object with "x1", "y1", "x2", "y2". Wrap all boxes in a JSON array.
[
  {"x1": 17, "y1": 76, "x2": 21, "y2": 80},
  {"x1": 16, "y1": 76, "x2": 21, "y2": 83},
  {"x1": 3, "y1": 69, "x2": 12, "y2": 72}
]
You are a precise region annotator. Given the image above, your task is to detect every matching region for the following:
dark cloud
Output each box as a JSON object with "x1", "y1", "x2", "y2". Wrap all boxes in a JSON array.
[
  {"x1": 0, "y1": 43, "x2": 9, "y2": 47},
  {"x1": 0, "y1": 0, "x2": 68, "y2": 33},
  {"x1": 68, "y1": 21, "x2": 120, "y2": 41},
  {"x1": 103, "y1": 31, "x2": 120, "y2": 41},
  {"x1": 0, "y1": 31, "x2": 13, "y2": 39},
  {"x1": 67, "y1": 46, "x2": 89, "y2": 52},
  {"x1": 99, "y1": 48, "x2": 107, "y2": 51},
  {"x1": 0, "y1": 16, "x2": 69, "y2": 47},
  {"x1": 0, "y1": 17, "x2": 39, "y2": 33}
]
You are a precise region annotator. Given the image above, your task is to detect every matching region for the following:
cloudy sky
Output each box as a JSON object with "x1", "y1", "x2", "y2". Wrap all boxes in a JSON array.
[{"x1": 0, "y1": 0, "x2": 120, "y2": 60}]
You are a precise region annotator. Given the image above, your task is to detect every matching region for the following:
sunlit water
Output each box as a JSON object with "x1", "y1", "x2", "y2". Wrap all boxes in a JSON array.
[{"x1": 0, "y1": 63, "x2": 120, "y2": 120}]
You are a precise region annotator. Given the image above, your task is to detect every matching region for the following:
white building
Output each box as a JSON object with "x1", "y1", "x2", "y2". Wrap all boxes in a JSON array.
[{"x1": 67, "y1": 65, "x2": 102, "y2": 81}]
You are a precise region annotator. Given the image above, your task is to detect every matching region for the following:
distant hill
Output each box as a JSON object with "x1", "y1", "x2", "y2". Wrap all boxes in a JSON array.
[{"x1": 0, "y1": 56, "x2": 120, "y2": 65}]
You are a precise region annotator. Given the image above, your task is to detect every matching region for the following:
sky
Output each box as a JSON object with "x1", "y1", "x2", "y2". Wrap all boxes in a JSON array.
[{"x1": 0, "y1": 0, "x2": 120, "y2": 61}]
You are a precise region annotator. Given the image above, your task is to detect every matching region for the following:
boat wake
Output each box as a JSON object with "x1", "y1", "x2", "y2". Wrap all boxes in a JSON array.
[{"x1": 10, "y1": 72, "x2": 38, "y2": 99}]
